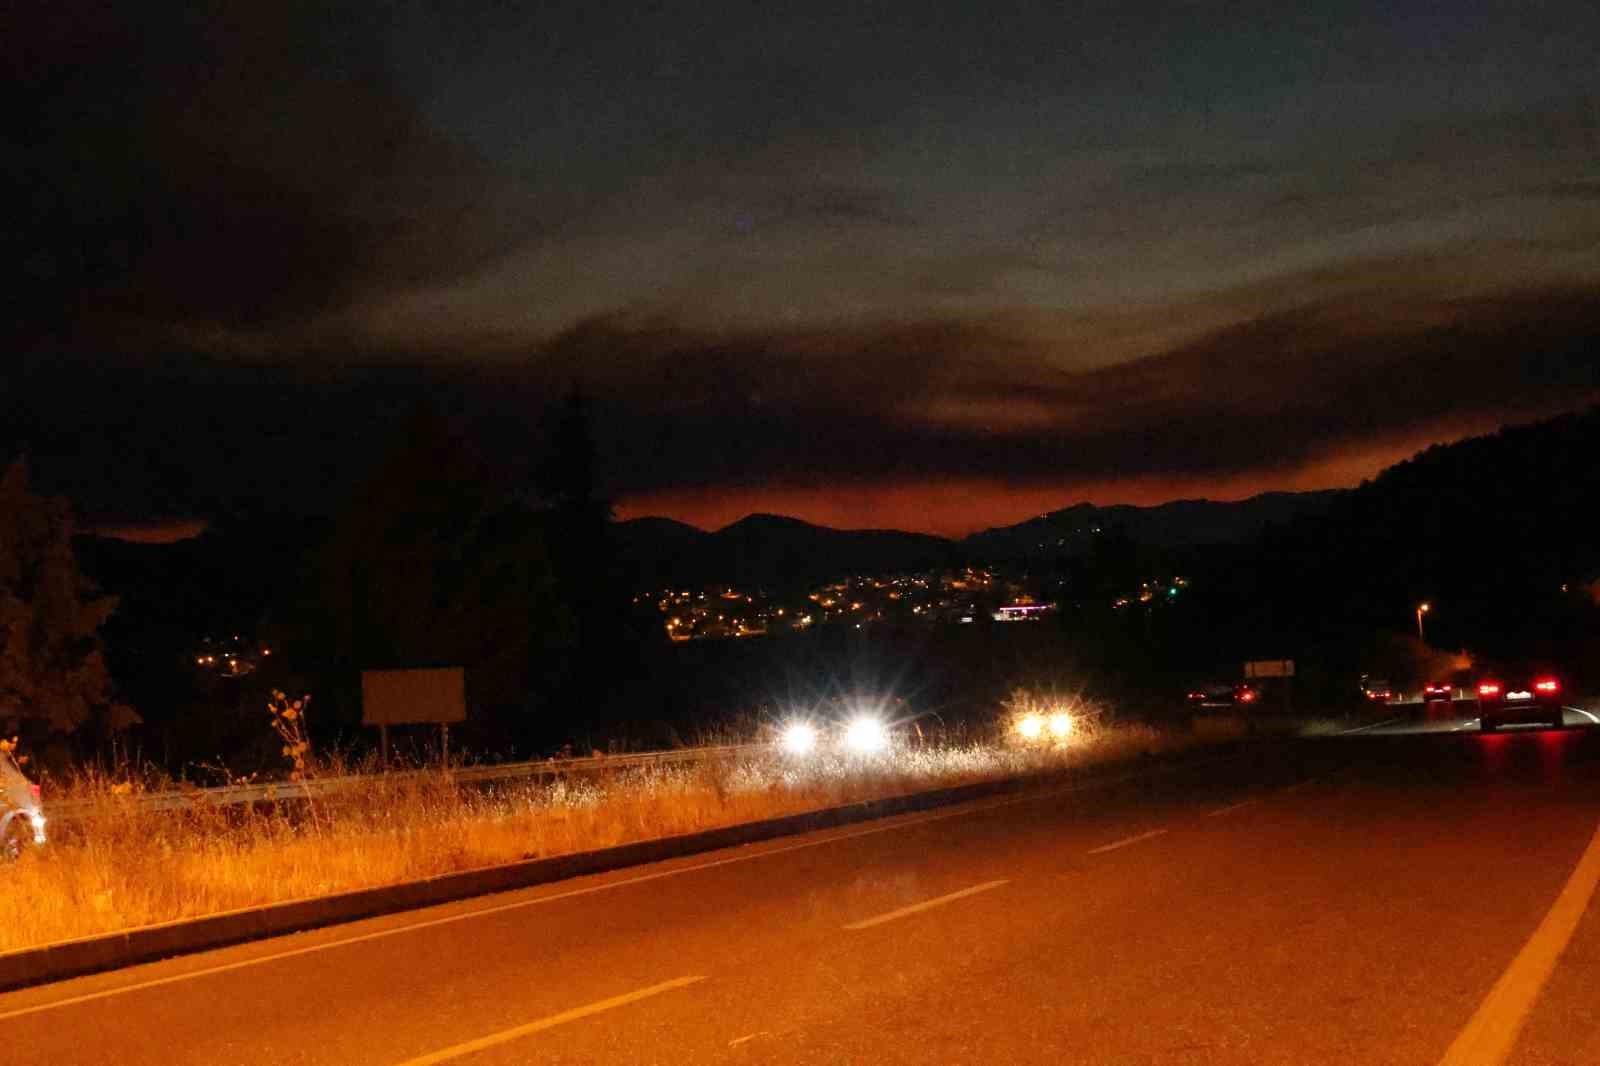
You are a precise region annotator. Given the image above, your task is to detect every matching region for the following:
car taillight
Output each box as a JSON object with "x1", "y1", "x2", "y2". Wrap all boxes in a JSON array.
[
  {"x1": 1535, "y1": 679, "x2": 1560, "y2": 693},
  {"x1": 1478, "y1": 682, "x2": 1501, "y2": 697},
  {"x1": 1238, "y1": 690, "x2": 1257, "y2": 703}
]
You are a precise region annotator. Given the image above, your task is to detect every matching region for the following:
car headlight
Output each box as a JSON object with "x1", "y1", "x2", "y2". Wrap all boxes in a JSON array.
[
  {"x1": 1016, "y1": 714, "x2": 1044, "y2": 740},
  {"x1": 780, "y1": 721, "x2": 818, "y2": 756},
  {"x1": 844, "y1": 715, "x2": 889, "y2": 754},
  {"x1": 27, "y1": 811, "x2": 46, "y2": 846},
  {"x1": 1048, "y1": 712, "x2": 1073, "y2": 738}
]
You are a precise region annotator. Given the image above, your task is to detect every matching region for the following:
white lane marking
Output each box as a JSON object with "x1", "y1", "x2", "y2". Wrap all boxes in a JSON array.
[
  {"x1": 1453, "y1": 719, "x2": 1481, "y2": 732},
  {"x1": 1437, "y1": 818, "x2": 1600, "y2": 1066},
  {"x1": 1339, "y1": 717, "x2": 1403, "y2": 735},
  {"x1": 1087, "y1": 829, "x2": 1169, "y2": 855},
  {"x1": 1208, "y1": 798, "x2": 1259, "y2": 818},
  {"x1": 0, "y1": 752, "x2": 1247, "y2": 1020},
  {"x1": 728, "y1": 1032, "x2": 769, "y2": 1047},
  {"x1": 393, "y1": 975, "x2": 705, "y2": 1066},
  {"x1": 842, "y1": 880, "x2": 1010, "y2": 931},
  {"x1": 1569, "y1": 707, "x2": 1600, "y2": 726}
]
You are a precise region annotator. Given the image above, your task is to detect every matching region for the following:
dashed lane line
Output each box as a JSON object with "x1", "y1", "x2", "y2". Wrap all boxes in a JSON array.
[
  {"x1": 392, "y1": 976, "x2": 707, "y2": 1066},
  {"x1": 1086, "y1": 829, "x2": 1170, "y2": 855},
  {"x1": 842, "y1": 880, "x2": 1010, "y2": 931}
]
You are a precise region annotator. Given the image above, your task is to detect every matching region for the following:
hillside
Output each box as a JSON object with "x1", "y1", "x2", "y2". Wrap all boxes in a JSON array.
[
  {"x1": 961, "y1": 491, "x2": 1342, "y2": 560},
  {"x1": 611, "y1": 513, "x2": 958, "y2": 590}
]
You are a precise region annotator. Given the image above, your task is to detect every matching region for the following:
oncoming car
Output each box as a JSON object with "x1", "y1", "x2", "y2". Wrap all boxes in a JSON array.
[{"x1": 1475, "y1": 668, "x2": 1566, "y2": 732}]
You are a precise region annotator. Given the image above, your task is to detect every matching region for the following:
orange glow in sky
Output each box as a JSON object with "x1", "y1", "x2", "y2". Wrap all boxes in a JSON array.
[{"x1": 614, "y1": 415, "x2": 1509, "y2": 537}]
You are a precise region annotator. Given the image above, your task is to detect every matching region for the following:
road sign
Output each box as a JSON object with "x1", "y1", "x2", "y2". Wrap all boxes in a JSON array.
[
  {"x1": 1244, "y1": 659, "x2": 1295, "y2": 678},
  {"x1": 361, "y1": 668, "x2": 467, "y2": 725},
  {"x1": 362, "y1": 667, "x2": 466, "y2": 765}
]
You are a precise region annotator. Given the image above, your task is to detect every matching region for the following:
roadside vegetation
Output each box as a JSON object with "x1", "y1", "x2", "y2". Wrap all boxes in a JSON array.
[{"x1": 0, "y1": 714, "x2": 1229, "y2": 955}]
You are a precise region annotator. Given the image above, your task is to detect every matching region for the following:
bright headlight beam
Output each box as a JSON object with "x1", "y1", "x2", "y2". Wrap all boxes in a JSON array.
[
  {"x1": 1016, "y1": 714, "x2": 1044, "y2": 740},
  {"x1": 780, "y1": 721, "x2": 818, "y2": 756},
  {"x1": 1048, "y1": 712, "x2": 1073, "y2": 738},
  {"x1": 844, "y1": 715, "x2": 889, "y2": 754}
]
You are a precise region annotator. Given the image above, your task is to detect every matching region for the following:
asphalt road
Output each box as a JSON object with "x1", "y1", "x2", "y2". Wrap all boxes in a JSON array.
[{"x1": 6, "y1": 718, "x2": 1600, "y2": 1065}]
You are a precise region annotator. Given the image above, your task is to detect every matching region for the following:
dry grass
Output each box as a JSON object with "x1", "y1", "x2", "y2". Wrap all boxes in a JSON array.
[{"x1": 0, "y1": 720, "x2": 1200, "y2": 955}]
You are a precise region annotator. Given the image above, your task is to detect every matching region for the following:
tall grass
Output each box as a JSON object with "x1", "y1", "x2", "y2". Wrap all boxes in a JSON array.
[{"x1": 0, "y1": 720, "x2": 1195, "y2": 955}]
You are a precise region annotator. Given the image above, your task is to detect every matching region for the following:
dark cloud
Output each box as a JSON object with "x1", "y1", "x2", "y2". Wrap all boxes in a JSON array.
[
  {"x1": 7, "y1": 2, "x2": 1600, "y2": 533},
  {"x1": 545, "y1": 287, "x2": 1600, "y2": 498},
  {"x1": 6, "y1": 1, "x2": 512, "y2": 347},
  {"x1": 6, "y1": 284, "x2": 1596, "y2": 533}
]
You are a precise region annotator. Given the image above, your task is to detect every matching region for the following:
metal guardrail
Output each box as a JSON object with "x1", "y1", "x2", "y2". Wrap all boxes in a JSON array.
[{"x1": 46, "y1": 743, "x2": 769, "y2": 822}]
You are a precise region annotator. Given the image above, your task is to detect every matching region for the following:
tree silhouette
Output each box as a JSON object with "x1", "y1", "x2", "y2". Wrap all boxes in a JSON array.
[{"x1": 0, "y1": 458, "x2": 133, "y2": 735}]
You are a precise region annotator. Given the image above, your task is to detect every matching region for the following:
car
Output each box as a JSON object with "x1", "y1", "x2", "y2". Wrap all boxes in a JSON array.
[
  {"x1": 1475, "y1": 667, "x2": 1566, "y2": 731},
  {"x1": 1184, "y1": 682, "x2": 1259, "y2": 710},
  {"x1": 0, "y1": 747, "x2": 46, "y2": 860},
  {"x1": 1361, "y1": 677, "x2": 1394, "y2": 703},
  {"x1": 1422, "y1": 680, "x2": 1454, "y2": 704}
]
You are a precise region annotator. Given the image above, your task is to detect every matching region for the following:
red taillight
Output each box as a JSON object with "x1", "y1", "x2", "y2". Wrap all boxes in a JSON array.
[
  {"x1": 1238, "y1": 690, "x2": 1257, "y2": 703},
  {"x1": 1535, "y1": 679, "x2": 1560, "y2": 693},
  {"x1": 1478, "y1": 682, "x2": 1501, "y2": 697}
]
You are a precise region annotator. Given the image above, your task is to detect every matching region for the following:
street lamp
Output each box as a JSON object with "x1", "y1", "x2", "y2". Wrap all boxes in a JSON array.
[{"x1": 1416, "y1": 602, "x2": 1431, "y2": 641}]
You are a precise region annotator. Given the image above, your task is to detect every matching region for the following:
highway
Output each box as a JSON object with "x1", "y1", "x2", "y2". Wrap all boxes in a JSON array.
[{"x1": 5, "y1": 716, "x2": 1600, "y2": 1065}]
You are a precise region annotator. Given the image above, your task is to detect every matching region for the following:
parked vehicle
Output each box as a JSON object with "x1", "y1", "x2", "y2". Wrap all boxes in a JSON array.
[{"x1": 1, "y1": 748, "x2": 47, "y2": 860}]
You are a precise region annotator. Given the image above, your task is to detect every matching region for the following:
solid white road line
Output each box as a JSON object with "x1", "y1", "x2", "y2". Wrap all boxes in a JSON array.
[
  {"x1": 842, "y1": 880, "x2": 1010, "y2": 931},
  {"x1": 393, "y1": 975, "x2": 706, "y2": 1066},
  {"x1": 1087, "y1": 829, "x2": 1169, "y2": 855},
  {"x1": 1208, "y1": 798, "x2": 1259, "y2": 817},
  {"x1": 1569, "y1": 706, "x2": 1600, "y2": 726},
  {"x1": 0, "y1": 752, "x2": 1247, "y2": 1021},
  {"x1": 1437, "y1": 817, "x2": 1600, "y2": 1066}
]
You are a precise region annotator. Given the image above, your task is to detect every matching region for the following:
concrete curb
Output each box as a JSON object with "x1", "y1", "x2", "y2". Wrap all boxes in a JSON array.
[
  {"x1": 0, "y1": 745, "x2": 1255, "y2": 993},
  {"x1": 0, "y1": 769, "x2": 1064, "y2": 993}
]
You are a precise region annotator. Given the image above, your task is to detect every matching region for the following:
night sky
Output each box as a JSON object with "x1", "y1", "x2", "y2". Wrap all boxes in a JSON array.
[{"x1": 8, "y1": 1, "x2": 1600, "y2": 536}]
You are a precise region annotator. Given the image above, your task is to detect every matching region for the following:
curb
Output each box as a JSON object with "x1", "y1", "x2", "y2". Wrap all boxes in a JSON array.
[{"x1": 0, "y1": 745, "x2": 1253, "y2": 993}]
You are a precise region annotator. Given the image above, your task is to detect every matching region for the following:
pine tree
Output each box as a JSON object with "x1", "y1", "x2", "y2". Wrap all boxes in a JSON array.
[{"x1": 0, "y1": 458, "x2": 128, "y2": 734}]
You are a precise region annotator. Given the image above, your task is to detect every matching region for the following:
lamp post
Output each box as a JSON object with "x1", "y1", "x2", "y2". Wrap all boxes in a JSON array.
[{"x1": 1416, "y1": 601, "x2": 1430, "y2": 641}]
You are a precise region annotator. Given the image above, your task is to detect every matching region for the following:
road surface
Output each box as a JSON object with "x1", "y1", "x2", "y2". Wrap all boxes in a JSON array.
[{"x1": 5, "y1": 717, "x2": 1600, "y2": 1065}]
